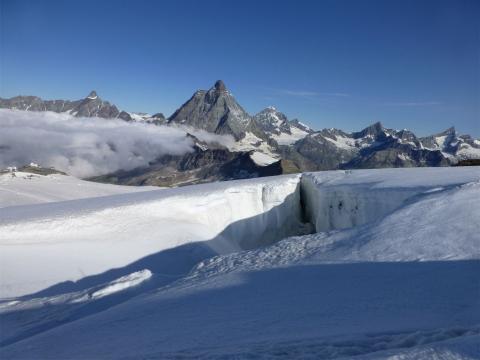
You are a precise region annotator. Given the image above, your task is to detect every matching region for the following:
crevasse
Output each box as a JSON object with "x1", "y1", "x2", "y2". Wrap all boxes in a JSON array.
[{"x1": 2, "y1": 167, "x2": 478, "y2": 299}]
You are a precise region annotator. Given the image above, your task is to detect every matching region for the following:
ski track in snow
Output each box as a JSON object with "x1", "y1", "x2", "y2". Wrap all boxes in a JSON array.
[{"x1": 0, "y1": 167, "x2": 479, "y2": 359}]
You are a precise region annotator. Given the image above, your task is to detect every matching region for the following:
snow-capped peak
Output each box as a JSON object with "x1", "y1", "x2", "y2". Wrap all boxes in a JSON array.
[{"x1": 252, "y1": 107, "x2": 312, "y2": 145}]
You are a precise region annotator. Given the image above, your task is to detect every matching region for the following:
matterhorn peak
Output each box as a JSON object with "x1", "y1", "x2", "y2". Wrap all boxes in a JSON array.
[
  {"x1": 213, "y1": 80, "x2": 227, "y2": 92},
  {"x1": 86, "y1": 91, "x2": 98, "y2": 100}
]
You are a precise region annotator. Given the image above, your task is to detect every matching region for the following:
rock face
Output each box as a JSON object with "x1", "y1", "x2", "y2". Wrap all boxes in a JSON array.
[
  {"x1": 90, "y1": 143, "x2": 283, "y2": 187},
  {"x1": 0, "y1": 91, "x2": 132, "y2": 121},
  {"x1": 253, "y1": 106, "x2": 313, "y2": 146},
  {"x1": 283, "y1": 122, "x2": 480, "y2": 171},
  {"x1": 168, "y1": 80, "x2": 266, "y2": 141},
  {"x1": 254, "y1": 106, "x2": 291, "y2": 135}
]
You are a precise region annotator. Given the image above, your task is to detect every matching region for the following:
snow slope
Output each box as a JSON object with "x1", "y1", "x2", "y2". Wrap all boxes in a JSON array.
[
  {"x1": 0, "y1": 167, "x2": 479, "y2": 359},
  {"x1": 2, "y1": 259, "x2": 479, "y2": 359},
  {"x1": 271, "y1": 125, "x2": 310, "y2": 145},
  {"x1": 0, "y1": 172, "x2": 156, "y2": 208},
  {"x1": 0, "y1": 175, "x2": 303, "y2": 298}
]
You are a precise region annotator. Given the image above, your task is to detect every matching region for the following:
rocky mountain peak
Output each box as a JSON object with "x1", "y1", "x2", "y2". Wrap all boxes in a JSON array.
[
  {"x1": 395, "y1": 129, "x2": 418, "y2": 142},
  {"x1": 86, "y1": 91, "x2": 98, "y2": 100},
  {"x1": 253, "y1": 107, "x2": 295, "y2": 138},
  {"x1": 354, "y1": 121, "x2": 385, "y2": 138},
  {"x1": 369, "y1": 121, "x2": 384, "y2": 132},
  {"x1": 254, "y1": 107, "x2": 288, "y2": 123},
  {"x1": 213, "y1": 80, "x2": 227, "y2": 92},
  {"x1": 289, "y1": 119, "x2": 314, "y2": 133},
  {"x1": 168, "y1": 81, "x2": 264, "y2": 141},
  {"x1": 438, "y1": 126, "x2": 456, "y2": 136}
]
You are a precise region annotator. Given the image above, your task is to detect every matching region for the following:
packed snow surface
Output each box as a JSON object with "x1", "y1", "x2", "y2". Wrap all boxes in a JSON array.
[
  {"x1": 0, "y1": 167, "x2": 479, "y2": 359},
  {"x1": 0, "y1": 172, "x2": 156, "y2": 208}
]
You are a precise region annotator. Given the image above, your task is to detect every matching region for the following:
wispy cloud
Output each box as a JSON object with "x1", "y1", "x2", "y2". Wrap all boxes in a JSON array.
[
  {"x1": 383, "y1": 101, "x2": 441, "y2": 107},
  {"x1": 321, "y1": 92, "x2": 350, "y2": 97},
  {"x1": 279, "y1": 90, "x2": 319, "y2": 97},
  {"x1": 275, "y1": 89, "x2": 350, "y2": 100}
]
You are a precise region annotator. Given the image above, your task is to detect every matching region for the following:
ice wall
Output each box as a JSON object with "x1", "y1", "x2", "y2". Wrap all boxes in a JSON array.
[
  {"x1": 301, "y1": 175, "x2": 418, "y2": 232},
  {"x1": 300, "y1": 167, "x2": 480, "y2": 232},
  {"x1": 0, "y1": 175, "x2": 304, "y2": 298},
  {"x1": 171, "y1": 174, "x2": 306, "y2": 250},
  {"x1": 216, "y1": 178, "x2": 306, "y2": 249}
]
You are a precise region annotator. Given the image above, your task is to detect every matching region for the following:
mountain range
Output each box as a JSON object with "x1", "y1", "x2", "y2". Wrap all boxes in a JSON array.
[{"x1": 1, "y1": 81, "x2": 479, "y2": 186}]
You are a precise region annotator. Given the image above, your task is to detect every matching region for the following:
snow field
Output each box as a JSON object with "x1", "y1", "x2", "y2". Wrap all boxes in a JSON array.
[
  {"x1": 0, "y1": 167, "x2": 479, "y2": 359},
  {"x1": 0, "y1": 175, "x2": 303, "y2": 298},
  {"x1": 0, "y1": 172, "x2": 157, "y2": 208}
]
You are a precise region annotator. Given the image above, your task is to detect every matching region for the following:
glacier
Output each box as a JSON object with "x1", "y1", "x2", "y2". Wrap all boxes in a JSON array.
[
  {"x1": 0, "y1": 167, "x2": 479, "y2": 359},
  {"x1": 0, "y1": 174, "x2": 304, "y2": 298}
]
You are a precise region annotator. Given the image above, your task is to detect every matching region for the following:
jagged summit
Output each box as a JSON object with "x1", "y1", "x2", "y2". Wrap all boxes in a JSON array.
[
  {"x1": 253, "y1": 107, "x2": 313, "y2": 146},
  {"x1": 353, "y1": 121, "x2": 384, "y2": 138},
  {"x1": 168, "y1": 81, "x2": 266, "y2": 141},
  {"x1": 213, "y1": 80, "x2": 227, "y2": 92},
  {"x1": 0, "y1": 91, "x2": 131, "y2": 121},
  {"x1": 437, "y1": 126, "x2": 456, "y2": 136},
  {"x1": 418, "y1": 126, "x2": 460, "y2": 152},
  {"x1": 365, "y1": 121, "x2": 384, "y2": 131},
  {"x1": 256, "y1": 106, "x2": 285, "y2": 116},
  {"x1": 86, "y1": 91, "x2": 98, "y2": 100},
  {"x1": 254, "y1": 107, "x2": 290, "y2": 135}
]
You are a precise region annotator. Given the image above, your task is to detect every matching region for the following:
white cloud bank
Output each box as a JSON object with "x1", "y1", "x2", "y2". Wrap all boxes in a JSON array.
[
  {"x1": 0, "y1": 109, "x2": 231, "y2": 178},
  {"x1": 171, "y1": 124, "x2": 236, "y2": 148}
]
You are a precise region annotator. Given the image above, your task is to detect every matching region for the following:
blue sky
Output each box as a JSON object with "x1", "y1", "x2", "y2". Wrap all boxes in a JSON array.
[{"x1": 1, "y1": 0, "x2": 479, "y2": 136}]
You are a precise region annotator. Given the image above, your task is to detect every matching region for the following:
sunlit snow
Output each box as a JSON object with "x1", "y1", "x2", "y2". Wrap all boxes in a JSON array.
[{"x1": 0, "y1": 167, "x2": 479, "y2": 359}]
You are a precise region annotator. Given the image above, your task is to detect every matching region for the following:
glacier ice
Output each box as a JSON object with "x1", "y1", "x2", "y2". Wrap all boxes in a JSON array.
[
  {"x1": 0, "y1": 175, "x2": 305, "y2": 298},
  {"x1": 0, "y1": 167, "x2": 479, "y2": 359}
]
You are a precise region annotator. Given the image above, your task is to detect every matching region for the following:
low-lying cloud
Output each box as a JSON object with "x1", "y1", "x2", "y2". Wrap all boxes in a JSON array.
[
  {"x1": 0, "y1": 109, "x2": 231, "y2": 178},
  {"x1": 171, "y1": 125, "x2": 235, "y2": 148}
]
